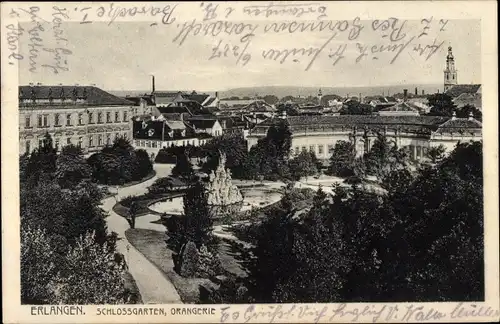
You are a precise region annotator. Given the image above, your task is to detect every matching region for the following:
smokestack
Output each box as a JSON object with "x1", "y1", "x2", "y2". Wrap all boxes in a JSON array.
[
  {"x1": 422, "y1": 90, "x2": 425, "y2": 95},
  {"x1": 415, "y1": 87, "x2": 418, "y2": 95},
  {"x1": 359, "y1": 93, "x2": 362, "y2": 102},
  {"x1": 151, "y1": 75, "x2": 155, "y2": 93},
  {"x1": 215, "y1": 91, "x2": 219, "y2": 99},
  {"x1": 403, "y1": 89, "x2": 408, "y2": 101}
]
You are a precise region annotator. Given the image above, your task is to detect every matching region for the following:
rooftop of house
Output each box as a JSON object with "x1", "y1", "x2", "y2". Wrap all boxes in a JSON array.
[
  {"x1": 378, "y1": 102, "x2": 420, "y2": 112},
  {"x1": 250, "y1": 115, "x2": 482, "y2": 136},
  {"x1": 445, "y1": 84, "x2": 482, "y2": 98},
  {"x1": 19, "y1": 85, "x2": 134, "y2": 106},
  {"x1": 189, "y1": 119, "x2": 218, "y2": 129},
  {"x1": 123, "y1": 95, "x2": 155, "y2": 106}
]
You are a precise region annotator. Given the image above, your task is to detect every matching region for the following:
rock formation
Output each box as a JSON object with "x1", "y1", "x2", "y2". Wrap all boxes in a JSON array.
[{"x1": 206, "y1": 153, "x2": 243, "y2": 207}]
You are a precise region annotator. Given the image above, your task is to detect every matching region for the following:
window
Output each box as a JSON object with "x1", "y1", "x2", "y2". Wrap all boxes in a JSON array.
[
  {"x1": 98, "y1": 134, "x2": 103, "y2": 146},
  {"x1": 89, "y1": 136, "x2": 94, "y2": 147},
  {"x1": 135, "y1": 140, "x2": 140, "y2": 146},
  {"x1": 78, "y1": 113, "x2": 83, "y2": 125},
  {"x1": 309, "y1": 145, "x2": 315, "y2": 153},
  {"x1": 318, "y1": 145, "x2": 324, "y2": 154},
  {"x1": 54, "y1": 114, "x2": 60, "y2": 126},
  {"x1": 25, "y1": 116, "x2": 31, "y2": 128},
  {"x1": 38, "y1": 139, "x2": 43, "y2": 148},
  {"x1": 25, "y1": 141, "x2": 30, "y2": 154},
  {"x1": 146, "y1": 141, "x2": 151, "y2": 148},
  {"x1": 106, "y1": 133, "x2": 111, "y2": 145},
  {"x1": 328, "y1": 144, "x2": 334, "y2": 153},
  {"x1": 38, "y1": 114, "x2": 49, "y2": 127},
  {"x1": 78, "y1": 137, "x2": 83, "y2": 148},
  {"x1": 67, "y1": 137, "x2": 71, "y2": 145},
  {"x1": 98, "y1": 112, "x2": 103, "y2": 124},
  {"x1": 55, "y1": 138, "x2": 60, "y2": 150},
  {"x1": 152, "y1": 141, "x2": 157, "y2": 148},
  {"x1": 123, "y1": 111, "x2": 128, "y2": 121},
  {"x1": 106, "y1": 112, "x2": 111, "y2": 123},
  {"x1": 88, "y1": 112, "x2": 94, "y2": 124},
  {"x1": 38, "y1": 115, "x2": 42, "y2": 127},
  {"x1": 66, "y1": 114, "x2": 72, "y2": 126},
  {"x1": 416, "y1": 146, "x2": 422, "y2": 159},
  {"x1": 115, "y1": 112, "x2": 120, "y2": 122}
]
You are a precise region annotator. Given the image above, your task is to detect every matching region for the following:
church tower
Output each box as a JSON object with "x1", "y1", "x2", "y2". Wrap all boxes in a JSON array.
[
  {"x1": 318, "y1": 88, "x2": 323, "y2": 106},
  {"x1": 444, "y1": 46, "x2": 457, "y2": 92}
]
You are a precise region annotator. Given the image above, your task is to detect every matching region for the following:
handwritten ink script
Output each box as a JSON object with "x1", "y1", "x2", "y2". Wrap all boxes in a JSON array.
[
  {"x1": 220, "y1": 303, "x2": 500, "y2": 323},
  {"x1": 6, "y1": 6, "x2": 72, "y2": 74},
  {"x1": 4, "y1": 2, "x2": 452, "y2": 73}
]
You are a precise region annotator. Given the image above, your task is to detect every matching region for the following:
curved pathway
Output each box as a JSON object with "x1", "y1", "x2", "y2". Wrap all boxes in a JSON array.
[{"x1": 101, "y1": 164, "x2": 183, "y2": 304}]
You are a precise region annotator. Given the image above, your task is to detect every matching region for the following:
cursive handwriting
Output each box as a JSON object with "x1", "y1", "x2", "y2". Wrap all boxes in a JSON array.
[
  {"x1": 243, "y1": 2, "x2": 328, "y2": 20},
  {"x1": 95, "y1": 3, "x2": 177, "y2": 26},
  {"x1": 220, "y1": 303, "x2": 500, "y2": 323}
]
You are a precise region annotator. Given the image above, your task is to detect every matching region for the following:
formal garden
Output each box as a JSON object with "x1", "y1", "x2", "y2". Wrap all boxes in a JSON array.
[{"x1": 113, "y1": 121, "x2": 483, "y2": 304}]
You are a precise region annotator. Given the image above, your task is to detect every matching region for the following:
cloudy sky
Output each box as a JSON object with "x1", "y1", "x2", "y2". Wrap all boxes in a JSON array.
[{"x1": 17, "y1": 6, "x2": 480, "y2": 92}]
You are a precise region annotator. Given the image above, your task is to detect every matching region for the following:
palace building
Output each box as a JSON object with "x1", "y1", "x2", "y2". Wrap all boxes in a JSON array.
[
  {"x1": 19, "y1": 84, "x2": 135, "y2": 155},
  {"x1": 247, "y1": 114, "x2": 482, "y2": 161}
]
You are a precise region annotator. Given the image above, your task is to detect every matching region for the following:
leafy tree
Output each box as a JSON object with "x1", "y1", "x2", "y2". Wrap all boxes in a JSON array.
[
  {"x1": 171, "y1": 153, "x2": 194, "y2": 180},
  {"x1": 21, "y1": 226, "x2": 58, "y2": 304},
  {"x1": 200, "y1": 133, "x2": 248, "y2": 177},
  {"x1": 289, "y1": 151, "x2": 318, "y2": 180},
  {"x1": 456, "y1": 104, "x2": 482, "y2": 121},
  {"x1": 55, "y1": 232, "x2": 130, "y2": 304},
  {"x1": 427, "y1": 93, "x2": 456, "y2": 116},
  {"x1": 179, "y1": 181, "x2": 214, "y2": 249},
  {"x1": 328, "y1": 140, "x2": 357, "y2": 177},
  {"x1": 263, "y1": 95, "x2": 279, "y2": 105},
  {"x1": 133, "y1": 149, "x2": 153, "y2": 179},
  {"x1": 339, "y1": 101, "x2": 373, "y2": 115},
  {"x1": 55, "y1": 145, "x2": 92, "y2": 188},
  {"x1": 426, "y1": 145, "x2": 447, "y2": 164},
  {"x1": 21, "y1": 133, "x2": 58, "y2": 187}
]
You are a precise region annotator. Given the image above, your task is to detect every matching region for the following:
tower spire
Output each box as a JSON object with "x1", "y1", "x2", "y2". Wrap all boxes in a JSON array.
[{"x1": 444, "y1": 45, "x2": 457, "y2": 92}]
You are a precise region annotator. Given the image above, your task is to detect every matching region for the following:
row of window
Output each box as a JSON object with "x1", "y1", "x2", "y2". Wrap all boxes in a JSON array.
[
  {"x1": 24, "y1": 111, "x2": 129, "y2": 128},
  {"x1": 294, "y1": 144, "x2": 333, "y2": 156},
  {"x1": 135, "y1": 139, "x2": 207, "y2": 148},
  {"x1": 25, "y1": 132, "x2": 128, "y2": 153}
]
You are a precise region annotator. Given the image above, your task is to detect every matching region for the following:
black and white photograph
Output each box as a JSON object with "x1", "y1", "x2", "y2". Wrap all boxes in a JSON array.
[{"x1": 2, "y1": 1, "x2": 499, "y2": 323}]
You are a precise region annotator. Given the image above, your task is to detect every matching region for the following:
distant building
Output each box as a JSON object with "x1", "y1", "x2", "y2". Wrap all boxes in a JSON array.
[
  {"x1": 248, "y1": 115, "x2": 482, "y2": 161},
  {"x1": 19, "y1": 84, "x2": 134, "y2": 155}
]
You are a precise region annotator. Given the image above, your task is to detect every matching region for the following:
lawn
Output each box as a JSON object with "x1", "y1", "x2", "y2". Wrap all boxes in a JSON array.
[
  {"x1": 125, "y1": 228, "x2": 214, "y2": 304},
  {"x1": 113, "y1": 192, "x2": 185, "y2": 218}
]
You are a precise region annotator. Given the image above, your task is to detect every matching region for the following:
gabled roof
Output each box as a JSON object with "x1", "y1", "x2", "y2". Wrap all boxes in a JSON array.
[
  {"x1": 123, "y1": 95, "x2": 155, "y2": 106},
  {"x1": 445, "y1": 84, "x2": 481, "y2": 98},
  {"x1": 19, "y1": 85, "x2": 134, "y2": 106},
  {"x1": 379, "y1": 102, "x2": 420, "y2": 112},
  {"x1": 453, "y1": 93, "x2": 482, "y2": 109},
  {"x1": 157, "y1": 105, "x2": 193, "y2": 115},
  {"x1": 183, "y1": 93, "x2": 210, "y2": 105},
  {"x1": 435, "y1": 117, "x2": 482, "y2": 133}
]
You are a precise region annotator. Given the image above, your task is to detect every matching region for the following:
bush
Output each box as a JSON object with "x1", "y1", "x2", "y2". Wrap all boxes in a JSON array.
[
  {"x1": 197, "y1": 244, "x2": 224, "y2": 278},
  {"x1": 177, "y1": 241, "x2": 200, "y2": 278},
  {"x1": 155, "y1": 148, "x2": 177, "y2": 164}
]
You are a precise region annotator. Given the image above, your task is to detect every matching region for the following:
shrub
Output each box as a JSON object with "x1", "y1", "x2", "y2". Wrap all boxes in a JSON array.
[{"x1": 177, "y1": 241, "x2": 200, "y2": 278}]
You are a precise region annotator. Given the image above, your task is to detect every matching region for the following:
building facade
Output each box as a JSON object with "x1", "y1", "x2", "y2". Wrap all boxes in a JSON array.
[
  {"x1": 19, "y1": 85, "x2": 134, "y2": 155},
  {"x1": 247, "y1": 115, "x2": 482, "y2": 161}
]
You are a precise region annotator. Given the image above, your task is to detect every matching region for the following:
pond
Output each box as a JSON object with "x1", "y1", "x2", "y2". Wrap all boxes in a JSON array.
[{"x1": 148, "y1": 187, "x2": 283, "y2": 215}]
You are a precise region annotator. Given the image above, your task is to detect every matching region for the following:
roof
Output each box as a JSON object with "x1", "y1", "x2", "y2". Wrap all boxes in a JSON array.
[
  {"x1": 123, "y1": 95, "x2": 155, "y2": 106},
  {"x1": 445, "y1": 84, "x2": 481, "y2": 98},
  {"x1": 435, "y1": 117, "x2": 482, "y2": 134},
  {"x1": 251, "y1": 115, "x2": 482, "y2": 137},
  {"x1": 133, "y1": 120, "x2": 196, "y2": 140},
  {"x1": 165, "y1": 120, "x2": 186, "y2": 130},
  {"x1": 203, "y1": 97, "x2": 217, "y2": 107},
  {"x1": 157, "y1": 105, "x2": 193, "y2": 115},
  {"x1": 379, "y1": 102, "x2": 420, "y2": 112},
  {"x1": 183, "y1": 93, "x2": 210, "y2": 105},
  {"x1": 188, "y1": 119, "x2": 218, "y2": 129},
  {"x1": 19, "y1": 85, "x2": 134, "y2": 106},
  {"x1": 453, "y1": 93, "x2": 482, "y2": 109}
]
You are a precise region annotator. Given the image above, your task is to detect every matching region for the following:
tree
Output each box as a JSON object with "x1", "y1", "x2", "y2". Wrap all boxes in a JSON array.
[
  {"x1": 21, "y1": 226, "x2": 58, "y2": 304},
  {"x1": 133, "y1": 149, "x2": 153, "y2": 179},
  {"x1": 181, "y1": 181, "x2": 214, "y2": 249},
  {"x1": 339, "y1": 101, "x2": 373, "y2": 115},
  {"x1": 200, "y1": 133, "x2": 248, "y2": 177},
  {"x1": 55, "y1": 232, "x2": 130, "y2": 304},
  {"x1": 427, "y1": 93, "x2": 456, "y2": 116},
  {"x1": 426, "y1": 145, "x2": 446, "y2": 164},
  {"x1": 171, "y1": 153, "x2": 194, "y2": 180},
  {"x1": 328, "y1": 140, "x2": 356, "y2": 177},
  {"x1": 456, "y1": 104, "x2": 482, "y2": 121},
  {"x1": 289, "y1": 151, "x2": 318, "y2": 180},
  {"x1": 21, "y1": 133, "x2": 58, "y2": 187},
  {"x1": 54, "y1": 145, "x2": 92, "y2": 188},
  {"x1": 128, "y1": 201, "x2": 139, "y2": 229},
  {"x1": 263, "y1": 95, "x2": 279, "y2": 105}
]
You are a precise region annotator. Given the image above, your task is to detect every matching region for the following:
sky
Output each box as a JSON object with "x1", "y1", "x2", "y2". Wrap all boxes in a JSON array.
[{"x1": 17, "y1": 12, "x2": 481, "y2": 92}]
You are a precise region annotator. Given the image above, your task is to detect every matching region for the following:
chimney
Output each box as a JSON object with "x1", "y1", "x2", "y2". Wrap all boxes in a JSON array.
[
  {"x1": 415, "y1": 87, "x2": 418, "y2": 95},
  {"x1": 468, "y1": 111, "x2": 474, "y2": 121},
  {"x1": 422, "y1": 90, "x2": 425, "y2": 95},
  {"x1": 151, "y1": 75, "x2": 155, "y2": 93},
  {"x1": 403, "y1": 89, "x2": 408, "y2": 102}
]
